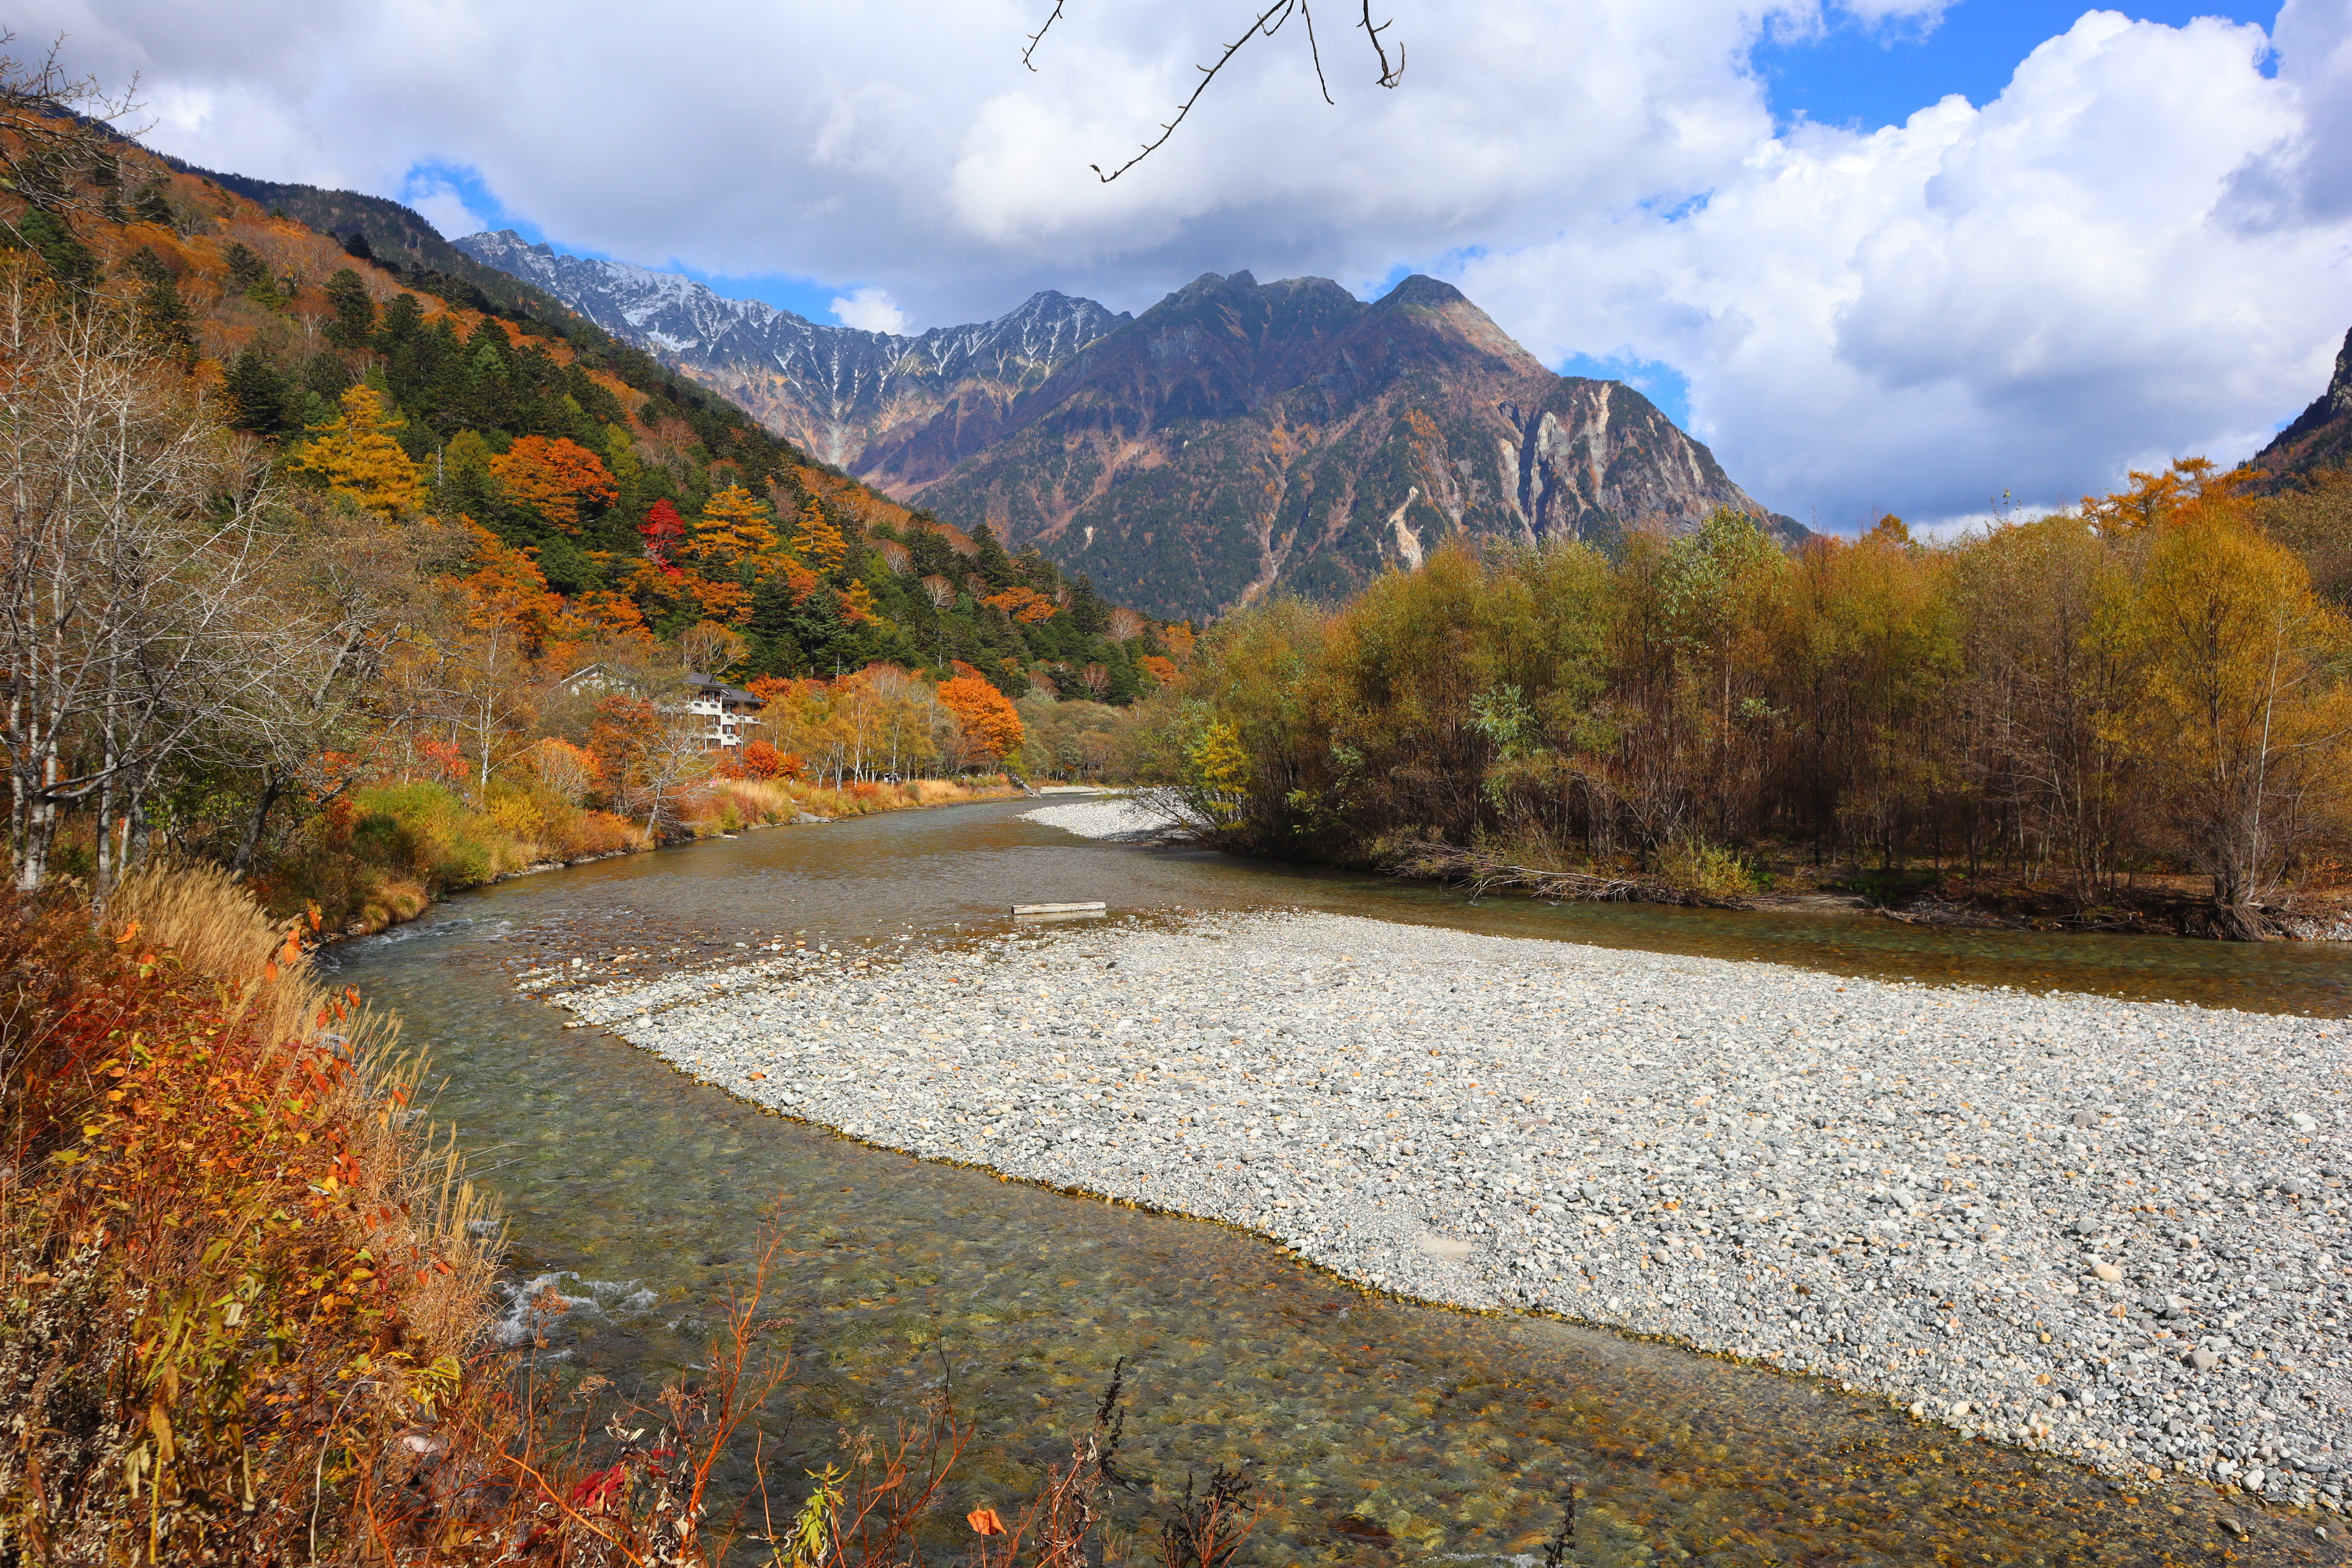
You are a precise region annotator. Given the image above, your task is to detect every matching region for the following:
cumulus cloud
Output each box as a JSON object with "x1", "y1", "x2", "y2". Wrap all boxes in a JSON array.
[
  {"x1": 1463, "y1": 10, "x2": 2352, "y2": 524},
  {"x1": 21, "y1": 0, "x2": 2352, "y2": 528},
  {"x1": 829, "y1": 285, "x2": 911, "y2": 335}
]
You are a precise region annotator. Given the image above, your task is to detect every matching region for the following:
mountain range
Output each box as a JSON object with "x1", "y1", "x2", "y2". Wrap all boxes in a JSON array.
[
  {"x1": 457, "y1": 234, "x2": 1795, "y2": 622},
  {"x1": 453, "y1": 232, "x2": 1127, "y2": 475}
]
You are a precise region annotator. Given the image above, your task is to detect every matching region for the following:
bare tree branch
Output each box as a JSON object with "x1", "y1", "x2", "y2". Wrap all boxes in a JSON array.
[
  {"x1": 1091, "y1": 0, "x2": 1311, "y2": 183},
  {"x1": 1360, "y1": 0, "x2": 1405, "y2": 89},
  {"x1": 1027, "y1": 1, "x2": 1402, "y2": 181},
  {"x1": 0, "y1": 32, "x2": 151, "y2": 237},
  {"x1": 1022, "y1": 0, "x2": 1071, "y2": 71}
]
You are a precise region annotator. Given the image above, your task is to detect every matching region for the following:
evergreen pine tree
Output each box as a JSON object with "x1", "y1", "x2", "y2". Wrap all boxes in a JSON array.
[
  {"x1": 131, "y1": 182, "x2": 175, "y2": 226},
  {"x1": 223, "y1": 348, "x2": 293, "y2": 436},
  {"x1": 13, "y1": 209, "x2": 97, "y2": 289},
  {"x1": 971, "y1": 522, "x2": 1016, "y2": 588},
  {"x1": 1069, "y1": 575, "x2": 1111, "y2": 636},
  {"x1": 322, "y1": 268, "x2": 376, "y2": 348}
]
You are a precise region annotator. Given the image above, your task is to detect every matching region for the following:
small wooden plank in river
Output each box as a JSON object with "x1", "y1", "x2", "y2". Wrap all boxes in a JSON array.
[{"x1": 1011, "y1": 901, "x2": 1108, "y2": 915}]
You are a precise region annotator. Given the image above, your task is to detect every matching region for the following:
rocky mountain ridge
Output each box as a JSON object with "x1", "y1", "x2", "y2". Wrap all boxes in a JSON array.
[
  {"x1": 909, "y1": 269, "x2": 1794, "y2": 621},
  {"x1": 458, "y1": 239, "x2": 1794, "y2": 621},
  {"x1": 453, "y1": 230, "x2": 1129, "y2": 470},
  {"x1": 2250, "y1": 326, "x2": 2352, "y2": 485}
]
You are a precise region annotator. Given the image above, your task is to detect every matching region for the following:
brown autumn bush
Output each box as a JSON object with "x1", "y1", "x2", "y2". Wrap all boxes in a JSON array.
[{"x1": 0, "y1": 862, "x2": 501, "y2": 1564}]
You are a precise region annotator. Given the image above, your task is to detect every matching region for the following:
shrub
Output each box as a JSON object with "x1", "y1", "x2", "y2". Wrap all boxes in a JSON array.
[
  {"x1": 1652, "y1": 837, "x2": 1759, "y2": 902},
  {"x1": 0, "y1": 865, "x2": 497, "y2": 1562}
]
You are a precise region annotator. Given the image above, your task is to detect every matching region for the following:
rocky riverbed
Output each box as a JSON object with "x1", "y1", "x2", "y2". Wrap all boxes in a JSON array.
[{"x1": 549, "y1": 909, "x2": 2351, "y2": 1512}]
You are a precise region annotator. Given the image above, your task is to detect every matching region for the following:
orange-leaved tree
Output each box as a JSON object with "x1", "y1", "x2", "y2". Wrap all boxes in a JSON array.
[
  {"x1": 984, "y1": 585, "x2": 1059, "y2": 624},
  {"x1": 2081, "y1": 456, "x2": 2245, "y2": 537},
  {"x1": 938, "y1": 661, "x2": 1025, "y2": 767},
  {"x1": 490, "y1": 435, "x2": 618, "y2": 533},
  {"x1": 530, "y1": 736, "x2": 600, "y2": 804}
]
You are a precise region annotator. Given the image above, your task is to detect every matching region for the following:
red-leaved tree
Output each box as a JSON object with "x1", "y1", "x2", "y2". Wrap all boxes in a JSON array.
[{"x1": 640, "y1": 498, "x2": 686, "y2": 575}]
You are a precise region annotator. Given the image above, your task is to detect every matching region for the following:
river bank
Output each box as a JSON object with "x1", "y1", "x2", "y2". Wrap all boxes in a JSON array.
[
  {"x1": 548, "y1": 906, "x2": 2349, "y2": 1514},
  {"x1": 304, "y1": 776, "x2": 1033, "y2": 942},
  {"x1": 1074, "y1": 793, "x2": 2352, "y2": 943}
]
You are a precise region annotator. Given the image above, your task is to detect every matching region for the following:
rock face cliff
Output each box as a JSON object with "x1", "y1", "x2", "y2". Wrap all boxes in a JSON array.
[
  {"x1": 2250, "y1": 327, "x2": 2352, "y2": 486},
  {"x1": 451, "y1": 231, "x2": 1127, "y2": 470},
  {"x1": 906, "y1": 271, "x2": 1792, "y2": 622}
]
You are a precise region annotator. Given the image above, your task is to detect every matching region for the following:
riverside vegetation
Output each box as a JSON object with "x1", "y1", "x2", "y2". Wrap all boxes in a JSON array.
[
  {"x1": 0, "y1": 862, "x2": 1270, "y2": 1565},
  {"x1": 1142, "y1": 467, "x2": 2352, "y2": 941}
]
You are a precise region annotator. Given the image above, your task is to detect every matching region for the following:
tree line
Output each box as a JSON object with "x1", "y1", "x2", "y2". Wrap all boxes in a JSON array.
[{"x1": 1155, "y1": 462, "x2": 2352, "y2": 937}]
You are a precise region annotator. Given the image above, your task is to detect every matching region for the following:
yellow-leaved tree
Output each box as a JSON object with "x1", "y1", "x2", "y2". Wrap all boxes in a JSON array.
[
  {"x1": 288, "y1": 386, "x2": 422, "y2": 518},
  {"x1": 793, "y1": 495, "x2": 849, "y2": 573},
  {"x1": 2100, "y1": 504, "x2": 2352, "y2": 935},
  {"x1": 1186, "y1": 718, "x2": 1251, "y2": 822},
  {"x1": 690, "y1": 485, "x2": 779, "y2": 571}
]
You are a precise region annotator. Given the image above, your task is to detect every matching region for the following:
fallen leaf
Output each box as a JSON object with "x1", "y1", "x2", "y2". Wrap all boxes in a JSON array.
[{"x1": 967, "y1": 1507, "x2": 1007, "y2": 1536}]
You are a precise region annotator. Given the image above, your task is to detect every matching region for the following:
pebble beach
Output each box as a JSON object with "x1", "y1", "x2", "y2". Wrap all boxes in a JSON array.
[{"x1": 543, "y1": 809, "x2": 2351, "y2": 1514}]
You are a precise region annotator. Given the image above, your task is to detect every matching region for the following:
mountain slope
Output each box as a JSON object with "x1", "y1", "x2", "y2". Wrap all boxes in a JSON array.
[
  {"x1": 161, "y1": 162, "x2": 590, "y2": 328},
  {"x1": 453, "y1": 230, "x2": 1128, "y2": 473},
  {"x1": 2250, "y1": 326, "x2": 2352, "y2": 486},
  {"x1": 907, "y1": 270, "x2": 1791, "y2": 622},
  {"x1": 0, "y1": 138, "x2": 1182, "y2": 692}
]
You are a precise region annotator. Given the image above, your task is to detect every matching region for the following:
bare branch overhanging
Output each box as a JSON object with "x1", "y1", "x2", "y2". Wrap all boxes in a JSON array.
[{"x1": 1022, "y1": 2, "x2": 1403, "y2": 181}]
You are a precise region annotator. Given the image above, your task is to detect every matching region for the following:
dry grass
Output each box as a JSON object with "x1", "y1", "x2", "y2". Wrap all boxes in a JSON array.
[{"x1": 0, "y1": 864, "x2": 501, "y2": 1563}]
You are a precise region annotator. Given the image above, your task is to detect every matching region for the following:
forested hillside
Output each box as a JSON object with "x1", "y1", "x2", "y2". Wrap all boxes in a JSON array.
[{"x1": 0, "y1": 109, "x2": 1181, "y2": 932}]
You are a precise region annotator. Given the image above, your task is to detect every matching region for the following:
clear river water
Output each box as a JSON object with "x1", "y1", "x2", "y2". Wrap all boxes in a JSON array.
[{"x1": 335, "y1": 798, "x2": 2350, "y2": 1566}]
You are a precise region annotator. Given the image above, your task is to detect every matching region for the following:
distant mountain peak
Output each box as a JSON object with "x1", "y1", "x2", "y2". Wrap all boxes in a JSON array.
[
  {"x1": 908, "y1": 271, "x2": 1791, "y2": 621},
  {"x1": 453, "y1": 233, "x2": 1793, "y2": 621},
  {"x1": 455, "y1": 232, "x2": 1130, "y2": 468},
  {"x1": 1377, "y1": 274, "x2": 1470, "y2": 309}
]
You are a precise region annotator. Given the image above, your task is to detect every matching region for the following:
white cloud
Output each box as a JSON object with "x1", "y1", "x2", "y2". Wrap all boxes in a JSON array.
[
  {"x1": 397, "y1": 175, "x2": 490, "y2": 242},
  {"x1": 1456, "y1": 10, "x2": 2352, "y2": 526},
  {"x1": 829, "y1": 285, "x2": 910, "y2": 335},
  {"x1": 22, "y1": 0, "x2": 2352, "y2": 530}
]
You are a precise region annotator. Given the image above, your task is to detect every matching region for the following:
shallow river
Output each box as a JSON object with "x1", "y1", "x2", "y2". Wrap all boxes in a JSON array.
[{"x1": 338, "y1": 799, "x2": 2349, "y2": 1565}]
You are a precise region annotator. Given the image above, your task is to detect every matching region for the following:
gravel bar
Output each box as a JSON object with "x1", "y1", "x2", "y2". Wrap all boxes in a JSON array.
[{"x1": 550, "y1": 911, "x2": 2351, "y2": 1509}]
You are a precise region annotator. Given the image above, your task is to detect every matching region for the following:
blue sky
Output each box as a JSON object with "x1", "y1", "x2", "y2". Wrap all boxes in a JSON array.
[{"x1": 1755, "y1": 0, "x2": 2273, "y2": 133}]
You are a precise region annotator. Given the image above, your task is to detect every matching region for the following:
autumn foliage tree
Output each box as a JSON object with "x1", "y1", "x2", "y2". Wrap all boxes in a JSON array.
[
  {"x1": 489, "y1": 434, "x2": 617, "y2": 533},
  {"x1": 1166, "y1": 460, "x2": 2352, "y2": 935},
  {"x1": 2099, "y1": 496, "x2": 2352, "y2": 933},
  {"x1": 938, "y1": 662, "x2": 1025, "y2": 767},
  {"x1": 287, "y1": 386, "x2": 422, "y2": 519},
  {"x1": 640, "y1": 496, "x2": 685, "y2": 572}
]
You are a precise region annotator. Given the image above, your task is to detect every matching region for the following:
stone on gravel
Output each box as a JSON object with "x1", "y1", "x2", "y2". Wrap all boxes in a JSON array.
[{"x1": 548, "y1": 909, "x2": 2351, "y2": 1503}]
